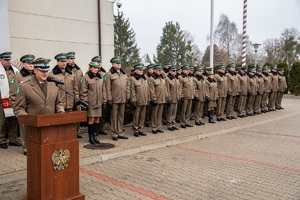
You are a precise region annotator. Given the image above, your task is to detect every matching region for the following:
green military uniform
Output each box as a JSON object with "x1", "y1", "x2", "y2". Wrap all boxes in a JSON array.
[
  {"x1": 276, "y1": 68, "x2": 287, "y2": 109},
  {"x1": 179, "y1": 65, "x2": 195, "y2": 127},
  {"x1": 10, "y1": 54, "x2": 35, "y2": 154},
  {"x1": 165, "y1": 66, "x2": 180, "y2": 130},
  {"x1": 193, "y1": 67, "x2": 207, "y2": 125},
  {"x1": 215, "y1": 65, "x2": 228, "y2": 121},
  {"x1": 261, "y1": 66, "x2": 272, "y2": 112},
  {"x1": 246, "y1": 68, "x2": 257, "y2": 115},
  {"x1": 268, "y1": 66, "x2": 279, "y2": 111},
  {"x1": 254, "y1": 68, "x2": 264, "y2": 114},
  {"x1": 0, "y1": 52, "x2": 21, "y2": 149},
  {"x1": 49, "y1": 53, "x2": 79, "y2": 111},
  {"x1": 144, "y1": 64, "x2": 154, "y2": 127},
  {"x1": 80, "y1": 62, "x2": 107, "y2": 144},
  {"x1": 225, "y1": 63, "x2": 238, "y2": 119},
  {"x1": 149, "y1": 65, "x2": 169, "y2": 133},
  {"x1": 104, "y1": 57, "x2": 129, "y2": 140},
  {"x1": 237, "y1": 67, "x2": 248, "y2": 117},
  {"x1": 129, "y1": 64, "x2": 149, "y2": 136}
]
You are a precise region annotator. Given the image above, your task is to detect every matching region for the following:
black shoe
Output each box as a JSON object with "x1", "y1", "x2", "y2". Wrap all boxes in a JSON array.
[
  {"x1": 217, "y1": 118, "x2": 222, "y2": 122},
  {"x1": 181, "y1": 125, "x2": 186, "y2": 128},
  {"x1": 157, "y1": 129, "x2": 164, "y2": 133},
  {"x1": 93, "y1": 136, "x2": 101, "y2": 144},
  {"x1": 261, "y1": 110, "x2": 266, "y2": 113},
  {"x1": 168, "y1": 127, "x2": 174, "y2": 131},
  {"x1": 227, "y1": 116, "x2": 232, "y2": 120},
  {"x1": 186, "y1": 124, "x2": 193, "y2": 127},
  {"x1": 238, "y1": 115, "x2": 244, "y2": 118},
  {"x1": 152, "y1": 130, "x2": 158, "y2": 134},
  {"x1": 134, "y1": 132, "x2": 140, "y2": 137},
  {"x1": 221, "y1": 117, "x2": 227, "y2": 121},
  {"x1": 172, "y1": 127, "x2": 179, "y2": 130},
  {"x1": 9, "y1": 141, "x2": 22, "y2": 146},
  {"x1": 77, "y1": 134, "x2": 83, "y2": 138},
  {"x1": 112, "y1": 136, "x2": 118, "y2": 141},
  {"x1": 195, "y1": 122, "x2": 201, "y2": 126},
  {"x1": 200, "y1": 122, "x2": 205, "y2": 125},
  {"x1": 118, "y1": 135, "x2": 128, "y2": 139},
  {"x1": 0, "y1": 143, "x2": 8, "y2": 149},
  {"x1": 175, "y1": 120, "x2": 180, "y2": 123},
  {"x1": 23, "y1": 151, "x2": 27, "y2": 156},
  {"x1": 99, "y1": 130, "x2": 108, "y2": 135},
  {"x1": 231, "y1": 116, "x2": 237, "y2": 119},
  {"x1": 138, "y1": 131, "x2": 147, "y2": 136}
]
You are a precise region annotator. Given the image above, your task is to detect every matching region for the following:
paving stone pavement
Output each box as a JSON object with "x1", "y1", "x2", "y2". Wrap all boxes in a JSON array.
[{"x1": 0, "y1": 96, "x2": 300, "y2": 199}]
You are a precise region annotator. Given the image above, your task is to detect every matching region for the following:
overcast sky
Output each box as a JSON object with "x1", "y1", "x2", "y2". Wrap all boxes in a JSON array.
[{"x1": 115, "y1": 0, "x2": 300, "y2": 60}]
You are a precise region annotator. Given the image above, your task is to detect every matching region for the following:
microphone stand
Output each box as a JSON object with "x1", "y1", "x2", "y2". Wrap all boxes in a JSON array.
[{"x1": 54, "y1": 83, "x2": 94, "y2": 110}]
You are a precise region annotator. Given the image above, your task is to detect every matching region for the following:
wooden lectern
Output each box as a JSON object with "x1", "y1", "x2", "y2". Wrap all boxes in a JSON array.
[{"x1": 18, "y1": 111, "x2": 86, "y2": 200}]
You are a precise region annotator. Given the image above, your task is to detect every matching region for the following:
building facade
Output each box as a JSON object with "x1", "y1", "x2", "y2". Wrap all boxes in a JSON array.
[{"x1": 0, "y1": 0, "x2": 115, "y2": 71}]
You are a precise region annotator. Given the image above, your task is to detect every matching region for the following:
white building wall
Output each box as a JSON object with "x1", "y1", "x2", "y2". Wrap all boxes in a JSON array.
[
  {"x1": 7, "y1": 0, "x2": 114, "y2": 71},
  {"x1": 0, "y1": 0, "x2": 11, "y2": 52}
]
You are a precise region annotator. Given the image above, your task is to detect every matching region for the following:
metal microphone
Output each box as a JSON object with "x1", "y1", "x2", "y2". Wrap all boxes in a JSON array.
[{"x1": 46, "y1": 76, "x2": 64, "y2": 85}]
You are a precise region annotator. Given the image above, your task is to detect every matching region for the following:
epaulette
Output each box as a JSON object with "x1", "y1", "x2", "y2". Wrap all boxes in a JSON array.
[{"x1": 20, "y1": 79, "x2": 30, "y2": 84}]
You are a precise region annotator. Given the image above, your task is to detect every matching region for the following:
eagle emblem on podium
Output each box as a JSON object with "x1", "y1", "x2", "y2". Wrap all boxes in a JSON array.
[{"x1": 51, "y1": 149, "x2": 70, "y2": 171}]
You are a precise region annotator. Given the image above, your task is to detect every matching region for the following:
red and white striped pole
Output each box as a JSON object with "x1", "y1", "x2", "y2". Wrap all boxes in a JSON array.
[{"x1": 241, "y1": 0, "x2": 247, "y2": 66}]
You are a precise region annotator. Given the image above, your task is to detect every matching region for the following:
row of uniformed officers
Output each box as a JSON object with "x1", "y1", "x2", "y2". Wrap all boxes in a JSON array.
[{"x1": 0, "y1": 51, "x2": 287, "y2": 155}]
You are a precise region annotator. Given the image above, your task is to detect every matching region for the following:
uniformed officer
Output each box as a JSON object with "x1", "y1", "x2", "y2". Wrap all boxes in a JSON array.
[
  {"x1": 91, "y1": 56, "x2": 108, "y2": 135},
  {"x1": 225, "y1": 63, "x2": 238, "y2": 120},
  {"x1": 254, "y1": 68, "x2": 264, "y2": 114},
  {"x1": 144, "y1": 64, "x2": 154, "y2": 127},
  {"x1": 261, "y1": 66, "x2": 272, "y2": 112},
  {"x1": 0, "y1": 52, "x2": 21, "y2": 149},
  {"x1": 215, "y1": 65, "x2": 228, "y2": 121},
  {"x1": 129, "y1": 64, "x2": 149, "y2": 136},
  {"x1": 193, "y1": 67, "x2": 207, "y2": 126},
  {"x1": 49, "y1": 53, "x2": 79, "y2": 111},
  {"x1": 104, "y1": 57, "x2": 129, "y2": 141},
  {"x1": 80, "y1": 62, "x2": 107, "y2": 145},
  {"x1": 161, "y1": 61, "x2": 171, "y2": 78},
  {"x1": 175, "y1": 66, "x2": 182, "y2": 123},
  {"x1": 10, "y1": 54, "x2": 35, "y2": 155},
  {"x1": 66, "y1": 52, "x2": 84, "y2": 138},
  {"x1": 246, "y1": 68, "x2": 257, "y2": 116},
  {"x1": 276, "y1": 68, "x2": 287, "y2": 109},
  {"x1": 165, "y1": 66, "x2": 180, "y2": 131},
  {"x1": 268, "y1": 66, "x2": 279, "y2": 111},
  {"x1": 205, "y1": 68, "x2": 218, "y2": 123},
  {"x1": 149, "y1": 65, "x2": 169, "y2": 134},
  {"x1": 237, "y1": 66, "x2": 248, "y2": 117},
  {"x1": 179, "y1": 65, "x2": 195, "y2": 128},
  {"x1": 14, "y1": 58, "x2": 64, "y2": 117}
]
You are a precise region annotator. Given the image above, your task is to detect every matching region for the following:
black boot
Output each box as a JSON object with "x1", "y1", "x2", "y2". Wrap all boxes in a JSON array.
[
  {"x1": 208, "y1": 111, "x2": 216, "y2": 124},
  {"x1": 92, "y1": 124, "x2": 100, "y2": 144},
  {"x1": 88, "y1": 124, "x2": 96, "y2": 145},
  {"x1": 94, "y1": 123, "x2": 99, "y2": 136}
]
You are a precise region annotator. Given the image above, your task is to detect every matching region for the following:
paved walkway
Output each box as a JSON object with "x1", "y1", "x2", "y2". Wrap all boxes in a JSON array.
[{"x1": 1, "y1": 96, "x2": 300, "y2": 199}]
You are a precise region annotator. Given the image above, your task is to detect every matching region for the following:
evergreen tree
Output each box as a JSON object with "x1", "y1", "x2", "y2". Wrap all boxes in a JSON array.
[
  {"x1": 289, "y1": 62, "x2": 300, "y2": 95},
  {"x1": 201, "y1": 45, "x2": 224, "y2": 67},
  {"x1": 155, "y1": 21, "x2": 195, "y2": 66},
  {"x1": 114, "y1": 12, "x2": 141, "y2": 69}
]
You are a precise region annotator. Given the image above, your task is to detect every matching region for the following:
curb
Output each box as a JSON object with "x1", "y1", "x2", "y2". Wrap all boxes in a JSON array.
[{"x1": 1, "y1": 111, "x2": 299, "y2": 185}]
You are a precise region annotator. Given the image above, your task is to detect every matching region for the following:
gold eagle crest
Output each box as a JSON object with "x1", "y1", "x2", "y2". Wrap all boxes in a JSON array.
[{"x1": 51, "y1": 149, "x2": 70, "y2": 171}]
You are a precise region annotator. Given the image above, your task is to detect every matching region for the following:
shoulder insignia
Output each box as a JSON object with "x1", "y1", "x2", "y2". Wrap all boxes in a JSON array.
[
  {"x1": 148, "y1": 80, "x2": 151, "y2": 85},
  {"x1": 104, "y1": 75, "x2": 108, "y2": 81},
  {"x1": 16, "y1": 86, "x2": 20, "y2": 94},
  {"x1": 80, "y1": 77, "x2": 84, "y2": 84}
]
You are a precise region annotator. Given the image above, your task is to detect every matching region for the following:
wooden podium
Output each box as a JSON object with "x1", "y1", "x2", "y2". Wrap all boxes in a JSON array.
[{"x1": 18, "y1": 111, "x2": 86, "y2": 200}]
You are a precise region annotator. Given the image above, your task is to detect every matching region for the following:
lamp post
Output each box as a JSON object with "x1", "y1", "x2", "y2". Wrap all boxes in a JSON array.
[
  {"x1": 252, "y1": 43, "x2": 260, "y2": 68},
  {"x1": 116, "y1": 0, "x2": 122, "y2": 56}
]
